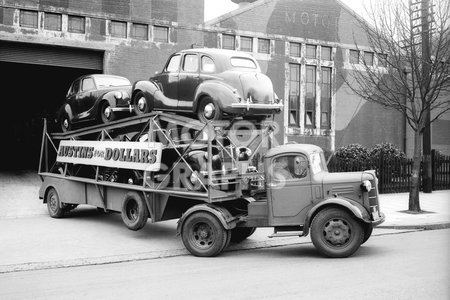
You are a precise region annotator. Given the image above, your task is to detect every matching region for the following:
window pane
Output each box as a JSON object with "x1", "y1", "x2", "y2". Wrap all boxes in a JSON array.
[
  {"x1": 223, "y1": 34, "x2": 235, "y2": 50},
  {"x1": 166, "y1": 55, "x2": 181, "y2": 72},
  {"x1": 44, "y1": 13, "x2": 61, "y2": 31},
  {"x1": 20, "y1": 10, "x2": 38, "y2": 28},
  {"x1": 321, "y1": 67, "x2": 332, "y2": 128},
  {"x1": 201, "y1": 56, "x2": 216, "y2": 73},
  {"x1": 350, "y1": 50, "x2": 359, "y2": 64},
  {"x1": 68, "y1": 16, "x2": 85, "y2": 33},
  {"x1": 378, "y1": 53, "x2": 388, "y2": 67},
  {"x1": 240, "y1": 36, "x2": 252, "y2": 52},
  {"x1": 132, "y1": 23, "x2": 148, "y2": 40},
  {"x1": 289, "y1": 64, "x2": 300, "y2": 127},
  {"x1": 183, "y1": 54, "x2": 198, "y2": 72},
  {"x1": 305, "y1": 66, "x2": 316, "y2": 128},
  {"x1": 364, "y1": 51, "x2": 374, "y2": 66},
  {"x1": 290, "y1": 42, "x2": 301, "y2": 57},
  {"x1": 321, "y1": 46, "x2": 332, "y2": 61},
  {"x1": 111, "y1": 21, "x2": 127, "y2": 38},
  {"x1": 305, "y1": 44, "x2": 316, "y2": 59},
  {"x1": 154, "y1": 26, "x2": 168, "y2": 43},
  {"x1": 258, "y1": 38, "x2": 270, "y2": 54}
]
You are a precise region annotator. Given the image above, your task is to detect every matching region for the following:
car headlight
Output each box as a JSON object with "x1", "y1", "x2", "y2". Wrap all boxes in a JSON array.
[
  {"x1": 114, "y1": 91, "x2": 123, "y2": 99},
  {"x1": 361, "y1": 180, "x2": 372, "y2": 192}
]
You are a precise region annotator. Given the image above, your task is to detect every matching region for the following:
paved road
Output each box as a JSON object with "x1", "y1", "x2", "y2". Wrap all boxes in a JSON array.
[{"x1": 1, "y1": 229, "x2": 449, "y2": 300}]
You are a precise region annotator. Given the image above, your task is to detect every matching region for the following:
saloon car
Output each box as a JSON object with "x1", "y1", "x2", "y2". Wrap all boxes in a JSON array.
[
  {"x1": 131, "y1": 48, "x2": 283, "y2": 122},
  {"x1": 57, "y1": 74, "x2": 133, "y2": 132}
]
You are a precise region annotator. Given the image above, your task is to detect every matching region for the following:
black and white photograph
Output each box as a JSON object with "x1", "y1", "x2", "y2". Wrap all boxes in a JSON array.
[{"x1": 0, "y1": 0, "x2": 449, "y2": 299}]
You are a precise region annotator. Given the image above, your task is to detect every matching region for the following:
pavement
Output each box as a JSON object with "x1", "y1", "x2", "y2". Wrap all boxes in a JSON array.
[{"x1": 0, "y1": 170, "x2": 449, "y2": 274}]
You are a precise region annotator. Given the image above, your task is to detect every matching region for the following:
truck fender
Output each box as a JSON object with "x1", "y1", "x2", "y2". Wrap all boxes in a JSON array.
[
  {"x1": 302, "y1": 198, "x2": 371, "y2": 236},
  {"x1": 131, "y1": 80, "x2": 159, "y2": 110},
  {"x1": 176, "y1": 204, "x2": 237, "y2": 236}
]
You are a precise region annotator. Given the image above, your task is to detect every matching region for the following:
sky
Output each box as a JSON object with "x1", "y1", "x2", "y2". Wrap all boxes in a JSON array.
[{"x1": 204, "y1": 0, "x2": 368, "y2": 22}]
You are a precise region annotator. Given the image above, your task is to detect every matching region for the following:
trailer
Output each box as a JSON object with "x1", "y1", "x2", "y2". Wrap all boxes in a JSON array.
[{"x1": 38, "y1": 112, "x2": 384, "y2": 258}]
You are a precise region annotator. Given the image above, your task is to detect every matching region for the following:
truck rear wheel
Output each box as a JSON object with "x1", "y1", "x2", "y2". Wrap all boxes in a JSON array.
[
  {"x1": 310, "y1": 208, "x2": 363, "y2": 258},
  {"x1": 121, "y1": 191, "x2": 148, "y2": 231},
  {"x1": 46, "y1": 187, "x2": 64, "y2": 218},
  {"x1": 230, "y1": 227, "x2": 256, "y2": 243},
  {"x1": 181, "y1": 212, "x2": 229, "y2": 257}
]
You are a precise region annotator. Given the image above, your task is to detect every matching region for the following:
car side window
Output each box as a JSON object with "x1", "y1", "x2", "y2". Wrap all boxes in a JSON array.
[
  {"x1": 81, "y1": 77, "x2": 95, "y2": 92},
  {"x1": 69, "y1": 80, "x2": 80, "y2": 96},
  {"x1": 201, "y1": 56, "x2": 216, "y2": 73},
  {"x1": 166, "y1": 54, "x2": 181, "y2": 73},
  {"x1": 183, "y1": 54, "x2": 199, "y2": 73}
]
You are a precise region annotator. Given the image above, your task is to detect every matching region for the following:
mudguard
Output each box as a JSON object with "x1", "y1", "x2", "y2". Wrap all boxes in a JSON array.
[
  {"x1": 176, "y1": 204, "x2": 238, "y2": 236},
  {"x1": 132, "y1": 80, "x2": 160, "y2": 111},
  {"x1": 302, "y1": 197, "x2": 372, "y2": 236},
  {"x1": 193, "y1": 81, "x2": 238, "y2": 112}
]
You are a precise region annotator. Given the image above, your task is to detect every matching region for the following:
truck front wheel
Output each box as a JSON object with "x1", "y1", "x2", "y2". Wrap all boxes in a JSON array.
[
  {"x1": 310, "y1": 208, "x2": 363, "y2": 258},
  {"x1": 121, "y1": 191, "x2": 148, "y2": 231},
  {"x1": 181, "y1": 212, "x2": 229, "y2": 257},
  {"x1": 46, "y1": 187, "x2": 64, "y2": 218}
]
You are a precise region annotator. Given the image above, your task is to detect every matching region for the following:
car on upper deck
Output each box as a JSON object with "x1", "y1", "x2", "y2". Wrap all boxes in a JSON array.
[
  {"x1": 57, "y1": 74, "x2": 133, "y2": 132},
  {"x1": 131, "y1": 48, "x2": 283, "y2": 122}
]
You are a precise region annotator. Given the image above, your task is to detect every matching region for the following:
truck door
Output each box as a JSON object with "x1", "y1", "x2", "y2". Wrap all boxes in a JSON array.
[{"x1": 267, "y1": 154, "x2": 313, "y2": 226}]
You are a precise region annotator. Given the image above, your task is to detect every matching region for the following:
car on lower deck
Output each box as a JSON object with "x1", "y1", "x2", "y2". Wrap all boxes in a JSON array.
[
  {"x1": 57, "y1": 74, "x2": 133, "y2": 132},
  {"x1": 131, "y1": 48, "x2": 283, "y2": 122}
]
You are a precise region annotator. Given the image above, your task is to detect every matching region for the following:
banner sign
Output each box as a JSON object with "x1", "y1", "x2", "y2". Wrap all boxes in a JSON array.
[{"x1": 57, "y1": 140, "x2": 163, "y2": 171}]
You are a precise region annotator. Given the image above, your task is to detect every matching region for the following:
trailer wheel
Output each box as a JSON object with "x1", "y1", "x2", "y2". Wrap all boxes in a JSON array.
[
  {"x1": 310, "y1": 208, "x2": 363, "y2": 258},
  {"x1": 230, "y1": 227, "x2": 256, "y2": 243},
  {"x1": 46, "y1": 187, "x2": 64, "y2": 218},
  {"x1": 121, "y1": 192, "x2": 148, "y2": 231},
  {"x1": 133, "y1": 91, "x2": 150, "y2": 115},
  {"x1": 197, "y1": 97, "x2": 222, "y2": 122},
  {"x1": 181, "y1": 212, "x2": 229, "y2": 257},
  {"x1": 100, "y1": 101, "x2": 116, "y2": 124}
]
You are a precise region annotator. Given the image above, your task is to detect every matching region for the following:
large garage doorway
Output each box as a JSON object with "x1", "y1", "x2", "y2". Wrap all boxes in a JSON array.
[{"x1": 0, "y1": 42, "x2": 104, "y2": 171}]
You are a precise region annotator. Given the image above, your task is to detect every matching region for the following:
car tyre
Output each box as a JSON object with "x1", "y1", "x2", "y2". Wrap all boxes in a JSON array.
[
  {"x1": 121, "y1": 191, "x2": 149, "y2": 231},
  {"x1": 310, "y1": 207, "x2": 363, "y2": 258},
  {"x1": 100, "y1": 101, "x2": 116, "y2": 124},
  {"x1": 197, "y1": 97, "x2": 222, "y2": 122},
  {"x1": 46, "y1": 187, "x2": 65, "y2": 218},
  {"x1": 181, "y1": 211, "x2": 229, "y2": 257},
  {"x1": 60, "y1": 114, "x2": 71, "y2": 133},
  {"x1": 133, "y1": 91, "x2": 150, "y2": 115}
]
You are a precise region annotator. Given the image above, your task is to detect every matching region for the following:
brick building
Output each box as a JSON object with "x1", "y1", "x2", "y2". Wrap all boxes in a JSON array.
[{"x1": 0, "y1": 0, "x2": 447, "y2": 170}]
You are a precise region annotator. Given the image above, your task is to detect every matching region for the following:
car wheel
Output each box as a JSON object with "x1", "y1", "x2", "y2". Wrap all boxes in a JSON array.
[
  {"x1": 121, "y1": 191, "x2": 149, "y2": 231},
  {"x1": 60, "y1": 114, "x2": 71, "y2": 133},
  {"x1": 46, "y1": 187, "x2": 65, "y2": 218},
  {"x1": 310, "y1": 208, "x2": 364, "y2": 258},
  {"x1": 100, "y1": 101, "x2": 116, "y2": 124},
  {"x1": 181, "y1": 211, "x2": 229, "y2": 257},
  {"x1": 133, "y1": 91, "x2": 150, "y2": 115},
  {"x1": 197, "y1": 97, "x2": 222, "y2": 122}
]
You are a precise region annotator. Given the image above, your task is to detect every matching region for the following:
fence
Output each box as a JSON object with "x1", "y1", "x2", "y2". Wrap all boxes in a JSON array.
[{"x1": 327, "y1": 150, "x2": 450, "y2": 194}]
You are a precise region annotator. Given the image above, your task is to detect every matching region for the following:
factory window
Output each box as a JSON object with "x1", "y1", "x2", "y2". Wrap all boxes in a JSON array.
[
  {"x1": 305, "y1": 66, "x2": 316, "y2": 128},
  {"x1": 321, "y1": 46, "x2": 332, "y2": 61},
  {"x1": 111, "y1": 20, "x2": 127, "y2": 38},
  {"x1": 154, "y1": 25, "x2": 169, "y2": 43},
  {"x1": 258, "y1": 38, "x2": 270, "y2": 54},
  {"x1": 68, "y1": 15, "x2": 85, "y2": 33},
  {"x1": 350, "y1": 49, "x2": 360, "y2": 64},
  {"x1": 321, "y1": 67, "x2": 332, "y2": 129},
  {"x1": 44, "y1": 12, "x2": 61, "y2": 31},
  {"x1": 305, "y1": 44, "x2": 316, "y2": 59},
  {"x1": 20, "y1": 10, "x2": 38, "y2": 28},
  {"x1": 290, "y1": 42, "x2": 301, "y2": 57},
  {"x1": 132, "y1": 23, "x2": 148, "y2": 40},
  {"x1": 288, "y1": 64, "x2": 301, "y2": 127},
  {"x1": 364, "y1": 51, "x2": 374, "y2": 66},
  {"x1": 222, "y1": 34, "x2": 235, "y2": 50},
  {"x1": 240, "y1": 36, "x2": 253, "y2": 52}
]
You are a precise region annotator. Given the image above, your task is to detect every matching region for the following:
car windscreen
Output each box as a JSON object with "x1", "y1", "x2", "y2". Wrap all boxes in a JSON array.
[
  {"x1": 230, "y1": 57, "x2": 257, "y2": 69},
  {"x1": 96, "y1": 77, "x2": 130, "y2": 88}
]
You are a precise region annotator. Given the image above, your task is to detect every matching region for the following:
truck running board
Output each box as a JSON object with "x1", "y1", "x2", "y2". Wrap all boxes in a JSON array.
[{"x1": 268, "y1": 231, "x2": 303, "y2": 238}]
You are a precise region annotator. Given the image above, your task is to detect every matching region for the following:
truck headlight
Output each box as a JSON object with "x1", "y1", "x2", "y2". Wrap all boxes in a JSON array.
[{"x1": 361, "y1": 180, "x2": 372, "y2": 192}]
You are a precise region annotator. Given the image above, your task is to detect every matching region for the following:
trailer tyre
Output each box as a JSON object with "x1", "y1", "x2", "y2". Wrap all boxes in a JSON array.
[
  {"x1": 121, "y1": 192, "x2": 148, "y2": 231},
  {"x1": 230, "y1": 227, "x2": 256, "y2": 243},
  {"x1": 182, "y1": 212, "x2": 228, "y2": 257},
  {"x1": 46, "y1": 187, "x2": 64, "y2": 218},
  {"x1": 310, "y1": 207, "x2": 363, "y2": 258}
]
